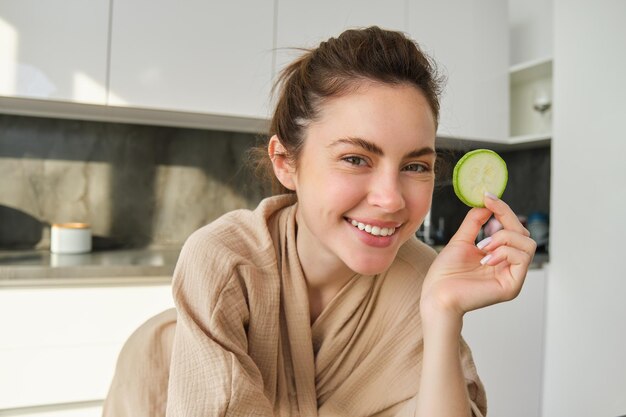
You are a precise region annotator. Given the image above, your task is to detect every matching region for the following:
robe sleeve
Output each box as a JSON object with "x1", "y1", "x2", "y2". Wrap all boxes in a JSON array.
[
  {"x1": 460, "y1": 336, "x2": 488, "y2": 417},
  {"x1": 166, "y1": 232, "x2": 274, "y2": 416},
  {"x1": 102, "y1": 308, "x2": 177, "y2": 417}
]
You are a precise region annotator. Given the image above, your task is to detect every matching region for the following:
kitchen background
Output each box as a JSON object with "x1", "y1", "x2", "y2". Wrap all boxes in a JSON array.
[
  {"x1": 2, "y1": 0, "x2": 625, "y2": 417},
  {"x1": 0, "y1": 113, "x2": 550, "y2": 251}
]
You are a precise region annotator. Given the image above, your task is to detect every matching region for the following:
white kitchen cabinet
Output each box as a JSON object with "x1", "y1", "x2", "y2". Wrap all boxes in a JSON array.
[
  {"x1": 276, "y1": 1, "x2": 509, "y2": 143},
  {"x1": 274, "y1": 0, "x2": 406, "y2": 76},
  {"x1": 462, "y1": 267, "x2": 547, "y2": 417},
  {"x1": 0, "y1": 0, "x2": 109, "y2": 104},
  {"x1": 508, "y1": 0, "x2": 553, "y2": 67},
  {"x1": 408, "y1": 0, "x2": 509, "y2": 142},
  {"x1": 108, "y1": 0, "x2": 275, "y2": 120},
  {"x1": 0, "y1": 1, "x2": 511, "y2": 140},
  {"x1": 0, "y1": 282, "x2": 174, "y2": 413},
  {"x1": 509, "y1": 58, "x2": 552, "y2": 141}
]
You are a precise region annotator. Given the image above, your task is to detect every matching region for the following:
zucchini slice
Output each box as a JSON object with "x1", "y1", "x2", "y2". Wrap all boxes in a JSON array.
[{"x1": 453, "y1": 149, "x2": 508, "y2": 208}]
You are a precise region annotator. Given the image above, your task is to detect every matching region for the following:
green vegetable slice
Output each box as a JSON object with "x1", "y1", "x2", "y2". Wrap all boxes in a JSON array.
[{"x1": 453, "y1": 149, "x2": 508, "y2": 208}]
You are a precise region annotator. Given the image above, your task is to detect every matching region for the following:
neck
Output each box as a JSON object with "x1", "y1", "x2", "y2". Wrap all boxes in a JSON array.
[
  {"x1": 300, "y1": 255, "x2": 356, "y2": 323},
  {"x1": 295, "y1": 220, "x2": 356, "y2": 323}
]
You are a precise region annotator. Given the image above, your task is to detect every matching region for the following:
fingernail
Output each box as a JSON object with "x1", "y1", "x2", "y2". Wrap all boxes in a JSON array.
[
  {"x1": 476, "y1": 236, "x2": 492, "y2": 250},
  {"x1": 480, "y1": 254, "x2": 493, "y2": 265},
  {"x1": 485, "y1": 191, "x2": 499, "y2": 201}
]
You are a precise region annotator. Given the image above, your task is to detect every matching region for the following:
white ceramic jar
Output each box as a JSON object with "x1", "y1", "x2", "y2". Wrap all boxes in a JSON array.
[{"x1": 50, "y1": 223, "x2": 92, "y2": 254}]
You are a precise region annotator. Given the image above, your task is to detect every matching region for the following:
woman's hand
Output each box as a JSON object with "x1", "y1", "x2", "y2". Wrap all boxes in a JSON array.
[{"x1": 420, "y1": 192, "x2": 537, "y2": 322}]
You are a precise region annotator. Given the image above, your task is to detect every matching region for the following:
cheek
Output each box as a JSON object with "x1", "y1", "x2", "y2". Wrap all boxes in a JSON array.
[
  {"x1": 303, "y1": 170, "x2": 365, "y2": 201},
  {"x1": 405, "y1": 182, "x2": 434, "y2": 219}
]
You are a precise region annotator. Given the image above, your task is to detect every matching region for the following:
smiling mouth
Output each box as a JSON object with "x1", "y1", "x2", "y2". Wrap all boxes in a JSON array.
[{"x1": 345, "y1": 217, "x2": 400, "y2": 237}]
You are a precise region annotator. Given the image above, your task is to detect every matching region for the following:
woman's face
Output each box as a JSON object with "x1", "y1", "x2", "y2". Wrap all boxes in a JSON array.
[{"x1": 291, "y1": 81, "x2": 437, "y2": 277}]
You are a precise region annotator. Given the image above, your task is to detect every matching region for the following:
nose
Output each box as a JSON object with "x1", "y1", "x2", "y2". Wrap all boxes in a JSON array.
[{"x1": 367, "y1": 169, "x2": 406, "y2": 213}]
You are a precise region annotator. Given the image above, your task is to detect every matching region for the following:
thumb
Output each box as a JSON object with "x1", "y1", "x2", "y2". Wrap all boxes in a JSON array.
[{"x1": 449, "y1": 207, "x2": 492, "y2": 244}]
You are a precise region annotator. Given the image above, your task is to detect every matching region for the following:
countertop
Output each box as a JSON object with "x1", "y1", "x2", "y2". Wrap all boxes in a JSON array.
[
  {"x1": 0, "y1": 246, "x2": 548, "y2": 288},
  {"x1": 0, "y1": 247, "x2": 181, "y2": 287}
]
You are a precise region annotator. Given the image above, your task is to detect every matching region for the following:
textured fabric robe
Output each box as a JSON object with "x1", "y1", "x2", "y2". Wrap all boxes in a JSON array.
[
  {"x1": 104, "y1": 195, "x2": 487, "y2": 416},
  {"x1": 166, "y1": 194, "x2": 487, "y2": 416},
  {"x1": 103, "y1": 308, "x2": 177, "y2": 417}
]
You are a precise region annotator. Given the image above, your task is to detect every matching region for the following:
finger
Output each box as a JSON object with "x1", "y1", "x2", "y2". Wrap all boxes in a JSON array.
[
  {"x1": 476, "y1": 229, "x2": 537, "y2": 258},
  {"x1": 449, "y1": 207, "x2": 492, "y2": 244},
  {"x1": 480, "y1": 245, "x2": 533, "y2": 284},
  {"x1": 483, "y1": 193, "x2": 529, "y2": 236}
]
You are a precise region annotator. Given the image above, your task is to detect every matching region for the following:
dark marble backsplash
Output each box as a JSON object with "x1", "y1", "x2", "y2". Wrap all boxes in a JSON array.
[
  {"x1": 0, "y1": 114, "x2": 268, "y2": 249},
  {"x1": 0, "y1": 113, "x2": 550, "y2": 251}
]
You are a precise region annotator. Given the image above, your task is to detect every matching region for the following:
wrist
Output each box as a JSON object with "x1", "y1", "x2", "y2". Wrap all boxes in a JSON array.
[{"x1": 420, "y1": 296, "x2": 464, "y2": 338}]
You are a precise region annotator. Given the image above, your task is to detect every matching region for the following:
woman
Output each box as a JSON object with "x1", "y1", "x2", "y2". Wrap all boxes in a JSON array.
[{"x1": 104, "y1": 26, "x2": 535, "y2": 417}]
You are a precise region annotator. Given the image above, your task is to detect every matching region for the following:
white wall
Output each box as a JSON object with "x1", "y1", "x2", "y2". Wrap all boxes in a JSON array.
[
  {"x1": 543, "y1": 1, "x2": 626, "y2": 416},
  {"x1": 508, "y1": 0, "x2": 553, "y2": 64}
]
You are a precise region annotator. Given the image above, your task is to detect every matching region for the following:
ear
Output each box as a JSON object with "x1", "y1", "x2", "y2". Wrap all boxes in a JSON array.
[{"x1": 268, "y1": 135, "x2": 297, "y2": 191}]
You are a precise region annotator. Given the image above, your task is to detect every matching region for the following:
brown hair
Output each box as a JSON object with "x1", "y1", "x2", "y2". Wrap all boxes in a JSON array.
[{"x1": 250, "y1": 26, "x2": 444, "y2": 195}]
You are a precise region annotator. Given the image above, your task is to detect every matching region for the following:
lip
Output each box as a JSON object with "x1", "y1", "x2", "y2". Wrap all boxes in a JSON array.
[{"x1": 344, "y1": 217, "x2": 401, "y2": 248}]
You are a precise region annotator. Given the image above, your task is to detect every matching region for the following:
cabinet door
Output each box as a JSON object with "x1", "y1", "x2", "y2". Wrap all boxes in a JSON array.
[
  {"x1": 0, "y1": 0, "x2": 109, "y2": 104},
  {"x1": 109, "y1": 0, "x2": 274, "y2": 120},
  {"x1": 408, "y1": 0, "x2": 509, "y2": 141},
  {"x1": 275, "y1": 0, "x2": 406, "y2": 75},
  {"x1": 0, "y1": 284, "x2": 174, "y2": 409}
]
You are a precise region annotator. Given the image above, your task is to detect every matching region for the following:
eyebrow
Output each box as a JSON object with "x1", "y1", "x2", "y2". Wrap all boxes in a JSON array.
[{"x1": 328, "y1": 137, "x2": 436, "y2": 159}]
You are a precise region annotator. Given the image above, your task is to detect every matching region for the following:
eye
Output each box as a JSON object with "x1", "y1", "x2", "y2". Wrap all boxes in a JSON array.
[
  {"x1": 342, "y1": 156, "x2": 368, "y2": 166},
  {"x1": 402, "y1": 162, "x2": 430, "y2": 173}
]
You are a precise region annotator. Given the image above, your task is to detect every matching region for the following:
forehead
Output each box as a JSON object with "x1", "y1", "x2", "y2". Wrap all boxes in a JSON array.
[{"x1": 305, "y1": 81, "x2": 436, "y2": 151}]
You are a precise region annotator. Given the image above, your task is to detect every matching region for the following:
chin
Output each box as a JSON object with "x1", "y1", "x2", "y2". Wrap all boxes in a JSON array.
[{"x1": 347, "y1": 256, "x2": 395, "y2": 276}]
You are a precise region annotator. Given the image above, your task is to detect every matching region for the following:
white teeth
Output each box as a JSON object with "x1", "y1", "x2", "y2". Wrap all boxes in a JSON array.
[{"x1": 348, "y1": 219, "x2": 398, "y2": 237}]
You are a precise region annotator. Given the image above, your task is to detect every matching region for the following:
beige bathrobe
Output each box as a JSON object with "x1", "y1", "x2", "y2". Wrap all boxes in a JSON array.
[{"x1": 104, "y1": 195, "x2": 487, "y2": 417}]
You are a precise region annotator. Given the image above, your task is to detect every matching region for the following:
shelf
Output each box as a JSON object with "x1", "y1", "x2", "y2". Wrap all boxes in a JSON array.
[
  {"x1": 508, "y1": 132, "x2": 551, "y2": 144},
  {"x1": 510, "y1": 56, "x2": 552, "y2": 73},
  {"x1": 503, "y1": 134, "x2": 551, "y2": 150},
  {"x1": 435, "y1": 134, "x2": 550, "y2": 151},
  {"x1": 510, "y1": 57, "x2": 553, "y2": 85}
]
